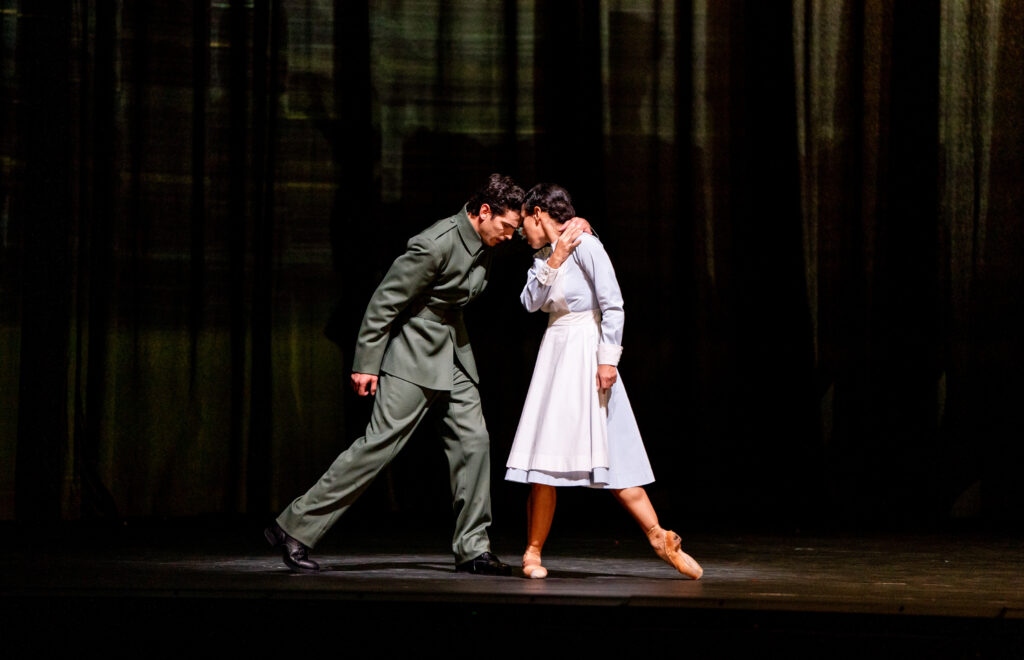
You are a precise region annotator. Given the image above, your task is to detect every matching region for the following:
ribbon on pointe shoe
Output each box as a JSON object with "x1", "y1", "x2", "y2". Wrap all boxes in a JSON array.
[{"x1": 646, "y1": 524, "x2": 703, "y2": 580}]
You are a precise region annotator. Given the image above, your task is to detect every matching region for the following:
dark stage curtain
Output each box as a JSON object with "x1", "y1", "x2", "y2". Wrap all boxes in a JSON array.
[{"x1": 1, "y1": 0, "x2": 1021, "y2": 529}]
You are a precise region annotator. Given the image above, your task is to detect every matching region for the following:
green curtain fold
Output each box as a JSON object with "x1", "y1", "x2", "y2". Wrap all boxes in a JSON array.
[{"x1": 1, "y1": 0, "x2": 1022, "y2": 526}]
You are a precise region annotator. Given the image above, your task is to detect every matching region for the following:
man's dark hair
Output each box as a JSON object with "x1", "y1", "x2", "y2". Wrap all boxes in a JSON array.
[
  {"x1": 466, "y1": 173, "x2": 525, "y2": 215},
  {"x1": 523, "y1": 183, "x2": 575, "y2": 223}
]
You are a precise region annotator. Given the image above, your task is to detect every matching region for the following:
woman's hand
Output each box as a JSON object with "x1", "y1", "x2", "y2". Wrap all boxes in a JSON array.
[
  {"x1": 597, "y1": 364, "x2": 617, "y2": 393},
  {"x1": 547, "y1": 219, "x2": 585, "y2": 269}
]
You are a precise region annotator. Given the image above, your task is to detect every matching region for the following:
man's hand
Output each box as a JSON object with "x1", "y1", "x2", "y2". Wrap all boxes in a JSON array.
[
  {"x1": 548, "y1": 219, "x2": 586, "y2": 269},
  {"x1": 597, "y1": 364, "x2": 617, "y2": 393},
  {"x1": 351, "y1": 373, "x2": 378, "y2": 396},
  {"x1": 571, "y1": 217, "x2": 594, "y2": 236}
]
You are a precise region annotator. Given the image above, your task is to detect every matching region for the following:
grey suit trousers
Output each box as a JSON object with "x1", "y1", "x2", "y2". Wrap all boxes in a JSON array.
[{"x1": 276, "y1": 364, "x2": 492, "y2": 563}]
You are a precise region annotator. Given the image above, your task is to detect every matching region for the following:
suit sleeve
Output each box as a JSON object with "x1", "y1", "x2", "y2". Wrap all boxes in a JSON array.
[
  {"x1": 573, "y1": 235, "x2": 624, "y2": 366},
  {"x1": 352, "y1": 234, "x2": 441, "y2": 375}
]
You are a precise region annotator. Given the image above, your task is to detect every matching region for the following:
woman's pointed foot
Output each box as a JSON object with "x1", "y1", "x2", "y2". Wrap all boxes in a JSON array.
[
  {"x1": 647, "y1": 525, "x2": 702, "y2": 579},
  {"x1": 522, "y1": 549, "x2": 548, "y2": 579}
]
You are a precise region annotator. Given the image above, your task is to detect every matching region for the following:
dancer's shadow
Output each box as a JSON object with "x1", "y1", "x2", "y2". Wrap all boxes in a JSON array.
[
  {"x1": 316, "y1": 560, "x2": 455, "y2": 575},
  {"x1": 537, "y1": 568, "x2": 695, "y2": 581},
  {"x1": 310, "y1": 563, "x2": 695, "y2": 581}
]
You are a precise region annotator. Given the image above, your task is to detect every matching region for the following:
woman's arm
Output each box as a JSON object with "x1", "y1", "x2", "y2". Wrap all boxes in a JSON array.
[
  {"x1": 574, "y1": 235, "x2": 625, "y2": 367},
  {"x1": 519, "y1": 255, "x2": 555, "y2": 312},
  {"x1": 520, "y1": 221, "x2": 586, "y2": 312}
]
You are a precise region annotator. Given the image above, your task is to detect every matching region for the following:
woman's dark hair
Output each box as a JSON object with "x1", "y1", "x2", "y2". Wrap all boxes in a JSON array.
[
  {"x1": 523, "y1": 183, "x2": 575, "y2": 223},
  {"x1": 465, "y1": 173, "x2": 525, "y2": 215}
]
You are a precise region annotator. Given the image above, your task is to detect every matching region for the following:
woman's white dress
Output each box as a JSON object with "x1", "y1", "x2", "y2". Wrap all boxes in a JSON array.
[{"x1": 505, "y1": 233, "x2": 654, "y2": 489}]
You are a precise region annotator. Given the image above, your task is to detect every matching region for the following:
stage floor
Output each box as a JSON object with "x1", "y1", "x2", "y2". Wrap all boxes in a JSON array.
[{"x1": 2, "y1": 521, "x2": 1022, "y2": 657}]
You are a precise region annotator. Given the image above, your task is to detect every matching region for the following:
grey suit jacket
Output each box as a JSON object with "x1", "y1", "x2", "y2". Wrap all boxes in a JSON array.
[{"x1": 351, "y1": 207, "x2": 491, "y2": 390}]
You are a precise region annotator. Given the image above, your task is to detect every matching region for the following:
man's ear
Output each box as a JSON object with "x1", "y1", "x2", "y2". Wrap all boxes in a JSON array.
[{"x1": 478, "y1": 203, "x2": 492, "y2": 221}]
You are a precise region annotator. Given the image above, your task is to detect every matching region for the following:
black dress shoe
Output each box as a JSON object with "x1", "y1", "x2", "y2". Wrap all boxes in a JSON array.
[
  {"x1": 455, "y1": 551, "x2": 513, "y2": 576},
  {"x1": 264, "y1": 522, "x2": 320, "y2": 574}
]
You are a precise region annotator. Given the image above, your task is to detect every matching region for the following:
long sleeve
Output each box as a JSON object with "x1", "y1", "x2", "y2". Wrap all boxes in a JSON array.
[
  {"x1": 519, "y1": 248, "x2": 559, "y2": 312},
  {"x1": 573, "y1": 235, "x2": 624, "y2": 365},
  {"x1": 352, "y1": 234, "x2": 441, "y2": 374}
]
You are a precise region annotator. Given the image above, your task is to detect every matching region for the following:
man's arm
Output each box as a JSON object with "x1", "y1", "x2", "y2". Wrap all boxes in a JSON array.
[
  {"x1": 571, "y1": 217, "x2": 596, "y2": 238},
  {"x1": 350, "y1": 234, "x2": 441, "y2": 394}
]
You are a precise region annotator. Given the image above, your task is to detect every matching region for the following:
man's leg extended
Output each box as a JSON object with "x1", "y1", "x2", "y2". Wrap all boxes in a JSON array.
[
  {"x1": 437, "y1": 365, "x2": 494, "y2": 564},
  {"x1": 277, "y1": 373, "x2": 435, "y2": 548}
]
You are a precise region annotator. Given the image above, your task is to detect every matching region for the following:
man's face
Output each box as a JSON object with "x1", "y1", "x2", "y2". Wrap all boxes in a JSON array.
[{"x1": 478, "y1": 205, "x2": 521, "y2": 246}]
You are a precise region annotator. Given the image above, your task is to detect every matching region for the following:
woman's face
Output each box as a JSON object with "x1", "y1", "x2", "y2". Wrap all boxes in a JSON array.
[{"x1": 520, "y1": 206, "x2": 550, "y2": 249}]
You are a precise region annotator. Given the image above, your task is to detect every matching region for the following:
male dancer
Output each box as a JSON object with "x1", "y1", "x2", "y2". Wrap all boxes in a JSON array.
[{"x1": 265, "y1": 174, "x2": 524, "y2": 575}]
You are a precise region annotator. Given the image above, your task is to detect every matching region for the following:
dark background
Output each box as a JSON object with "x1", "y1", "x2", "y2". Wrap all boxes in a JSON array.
[{"x1": 2, "y1": 1, "x2": 1022, "y2": 537}]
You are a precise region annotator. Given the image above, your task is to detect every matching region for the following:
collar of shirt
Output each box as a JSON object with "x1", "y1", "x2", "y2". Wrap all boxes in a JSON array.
[{"x1": 456, "y1": 205, "x2": 484, "y2": 256}]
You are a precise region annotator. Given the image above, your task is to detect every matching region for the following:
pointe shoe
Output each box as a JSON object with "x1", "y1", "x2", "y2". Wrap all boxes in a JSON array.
[
  {"x1": 522, "y1": 549, "x2": 548, "y2": 579},
  {"x1": 647, "y1": 525, "x2": 703, "y2": 579}
]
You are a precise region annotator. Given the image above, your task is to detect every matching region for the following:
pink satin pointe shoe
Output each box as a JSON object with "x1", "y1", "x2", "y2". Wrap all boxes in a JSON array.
[
  {"x1": 647, "y1": 525, "x2": 703, "y2": 579},
  {"x1": 522, "y1": 549, "x2": 548, "y2": 579}
]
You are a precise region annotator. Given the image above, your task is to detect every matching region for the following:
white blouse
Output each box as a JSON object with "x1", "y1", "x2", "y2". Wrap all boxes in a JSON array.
[{"x1": 519, "y1": 233, "x2": 624, "y2": 366}]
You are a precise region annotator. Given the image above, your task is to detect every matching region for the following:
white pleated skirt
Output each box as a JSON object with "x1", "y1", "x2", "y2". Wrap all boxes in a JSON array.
[{"x1": 505, "y1": 310, "x2": 654, "y2": 489}]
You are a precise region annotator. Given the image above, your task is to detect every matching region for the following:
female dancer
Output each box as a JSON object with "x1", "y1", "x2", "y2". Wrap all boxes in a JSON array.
[{"x1": 505, "y1": 183, "x2": 702, "y2": 580}]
